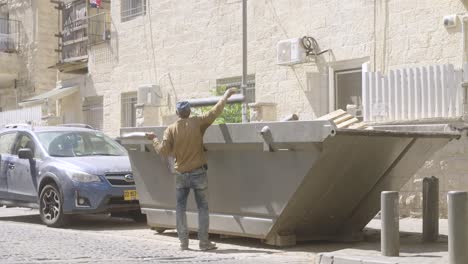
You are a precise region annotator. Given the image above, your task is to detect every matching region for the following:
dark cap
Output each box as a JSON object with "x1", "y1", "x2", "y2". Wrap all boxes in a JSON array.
[{"x1": 176, "y1": 101, "x2": 191, "y2": 112}]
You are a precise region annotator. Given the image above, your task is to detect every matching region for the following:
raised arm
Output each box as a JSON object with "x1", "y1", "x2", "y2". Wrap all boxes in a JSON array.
[{"x1": 199, "y1": 87, "x2": 239, "y2": 126}]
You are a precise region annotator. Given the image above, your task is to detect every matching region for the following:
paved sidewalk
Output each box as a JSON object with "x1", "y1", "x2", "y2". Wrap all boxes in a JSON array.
[{"x1": 316, "y1": 218, "x2": 449, "y2": 264}]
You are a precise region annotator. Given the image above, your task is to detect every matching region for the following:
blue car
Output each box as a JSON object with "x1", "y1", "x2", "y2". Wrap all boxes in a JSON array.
[{"x1": 0, "y1": 125, "x2": 140, "y2": 227}]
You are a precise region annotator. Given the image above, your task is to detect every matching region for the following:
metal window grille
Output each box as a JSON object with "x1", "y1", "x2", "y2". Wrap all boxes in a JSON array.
[
  {"x1": 0, "y1": 17, "x2": 20, "y2": 53},
  {"x1": 61, "y1": 0, "x2": 88, "y2": 62},
  {"x1": 216, "y1": 75, "x2": 255, "y2": 103},
  {"x1": 121, "y1": 0, "x2": 146, "y2": 22},
  {"x1": 191, "y1": 75, "x2": 256, "y2": 124},
  {"x1": 82, "y1": 96, "x2": 104, "y2": 130},
  {"x1": 88, "y1": 12, "x2": 111, "y2": 46},
  {"x1": 121, "y1": 92, "x2": 137, "y2": 127}
]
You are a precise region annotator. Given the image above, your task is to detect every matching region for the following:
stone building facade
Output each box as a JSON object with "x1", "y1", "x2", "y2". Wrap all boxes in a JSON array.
[
  {"x1": 85, "y1": 0, "x2": 467, "y2": 135},
  {"x1": 0, "y1": 0, "x2": 58, "y2": 111},
  {"x1": 1, "y1": 0, "x2": 468, "y2": 217},
  {"x1": 82, "y1": 0, "x2": 467, "y2": 217}
]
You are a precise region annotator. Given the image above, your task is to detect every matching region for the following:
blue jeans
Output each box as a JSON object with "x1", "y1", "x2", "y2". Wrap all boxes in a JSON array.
[{"x1": 175, "y1": 167, "x2": 209, "y2": 243}]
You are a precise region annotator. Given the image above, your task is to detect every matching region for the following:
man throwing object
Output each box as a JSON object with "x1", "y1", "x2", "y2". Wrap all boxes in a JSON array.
[{"x1": 146, "y1": 87, "x2": 238, "y2": 251}]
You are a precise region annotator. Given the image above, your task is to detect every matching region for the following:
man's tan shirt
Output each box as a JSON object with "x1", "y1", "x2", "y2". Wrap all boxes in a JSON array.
[{"x1": 152, "y1": 98, "x2": 227, "y2": 173}]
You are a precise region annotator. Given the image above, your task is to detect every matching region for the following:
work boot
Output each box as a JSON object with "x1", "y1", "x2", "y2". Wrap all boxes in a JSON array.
[
  {"x1": 199, "y1": 241, "x2": 217, "y2": 251},
  {"x1": 180, "y1": 240, "x2": 189, "y2": 251}
]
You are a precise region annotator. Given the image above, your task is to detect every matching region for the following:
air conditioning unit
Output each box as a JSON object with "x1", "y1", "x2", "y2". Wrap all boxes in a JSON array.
[
  {"x1": 276, "y1": 38, "x2": 307, "y2": 65},
  {"x1": 137, "y1": 84, "x2": 162, "y2": 106}
]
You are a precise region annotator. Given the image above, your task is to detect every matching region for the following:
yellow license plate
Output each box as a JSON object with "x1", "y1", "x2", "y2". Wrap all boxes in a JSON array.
[{"x1": 124, "y1": 190, "x2": 138, "y2": 201}]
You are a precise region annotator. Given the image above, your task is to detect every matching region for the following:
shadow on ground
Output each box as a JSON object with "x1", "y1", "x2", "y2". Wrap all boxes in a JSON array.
[
  {"x1": 155, "y1": 229, "x2": 354, "y2": 254},
  {"x1": 362, "y1": 227, "x2": 448, "y2": 254},
  {"x1": 0, "y1": 210, "x2": 148, "y2": 231}
]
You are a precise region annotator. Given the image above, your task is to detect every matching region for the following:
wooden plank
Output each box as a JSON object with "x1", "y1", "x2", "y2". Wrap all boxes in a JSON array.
[
  {"x1": 348, "y1": 122, "x2": 367, "y2": 129},
  {"x1": 336, "y1": 117, "x2": 359, "y2": 129},
  {"x1": 316, "y1": 109, "x2": 346, "y2": 121},
  {"x1": 333, "y1": 114, "x2": 353, "y2": 125}
]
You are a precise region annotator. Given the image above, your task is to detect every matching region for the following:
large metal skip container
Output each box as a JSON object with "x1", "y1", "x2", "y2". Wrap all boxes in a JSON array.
[{"x1": 119, "y1": 120, "x2": 459, "y2": 246}]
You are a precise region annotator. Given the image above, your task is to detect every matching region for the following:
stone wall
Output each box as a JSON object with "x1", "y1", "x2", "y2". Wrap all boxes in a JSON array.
[
  {"x1": 84, "y1": 0, "x2": 468, "y2": 137},
  {"x1": 0, "y1": 86, "x2": 17, "y2": 111},
  {"x1": 0, "y1": 0, "x2": 58, "y2": 109}
]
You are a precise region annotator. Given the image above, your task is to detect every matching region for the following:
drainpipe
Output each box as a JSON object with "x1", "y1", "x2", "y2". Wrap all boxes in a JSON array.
[
  {"x1": 461, "y1": 15, "x2": 468, "y2": 121},
  {"x1": 241, "y1": 0, "x2": 249, "y2": 123}
]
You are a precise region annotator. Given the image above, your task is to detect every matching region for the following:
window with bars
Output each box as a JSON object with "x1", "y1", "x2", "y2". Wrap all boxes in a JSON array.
[
  {"x1": 216, "y1": 75, "x2": 255, "y2": 103},
  {"x1": 82, "y1": 96, "x2": 104, "y2": 130},
  {"x1": 61, "y1": 0, "x2": 88, "y2": 62},
  {"x1": 121, "y1": 92, "x2": 137, "y2": 127},
  {"x1": 191, "y1": 75, "x2": 255, "y2": 124},
  {"x1": 121, "y1": 0, "x2": 146, "y2": 22}
]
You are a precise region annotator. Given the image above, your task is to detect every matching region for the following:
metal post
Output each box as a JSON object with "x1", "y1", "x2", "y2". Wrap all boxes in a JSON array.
[
  {"x1": 422, "y1": 176, "x2": 439, "y2": 242},
  {"x1": 381, "y1": 191, "x2": 400, "y2": 256},
  {"x1": 448, "y1": 191, "x2": 468, "y2": 264},
  {"x1": 241, "y1": 0, "x2": 249, "y2": 123}
]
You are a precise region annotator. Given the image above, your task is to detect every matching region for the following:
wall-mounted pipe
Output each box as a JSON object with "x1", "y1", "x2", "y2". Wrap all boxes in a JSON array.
[
  {"x1": 461, "y1": 15, "x2": 468, "y2": 69},
  {"x1": 461, "y1": 15, "x2": 468, "y2": 121},
  {"x1": 186, "y1": 94, "x2": 245, "y2": 107}
]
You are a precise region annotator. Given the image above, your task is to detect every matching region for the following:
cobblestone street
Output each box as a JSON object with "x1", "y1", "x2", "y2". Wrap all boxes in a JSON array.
[
  {"x1": 0, "y1": 207, "x2": 454, "y2": 264},
  {"x1": 0, "y1": 207, "x2": 325, "y2": 264}
]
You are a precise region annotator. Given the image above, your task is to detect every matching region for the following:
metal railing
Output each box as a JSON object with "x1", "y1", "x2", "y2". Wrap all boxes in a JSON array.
[
  {"x1": 121, "y1": 92, "x2": 137, "y2": 127},
  {"x1": 0, "y1": 105, "x2": 42, "y2": 127},
  {"x1": 88, "y1": 12, "x2": 111, "y2": 46},
  {"x1": 61, "y1": 16, "x2": 88, "y2": 62},
  {"x1": 60, "y1": 0, "x2": 88, "y2": 63},
  {"x1": 0, "y1": 18, "x2": 21, "y2": 53},
  {"x1": 362, "y1": 63, "x2": 463, "y2": 122}
]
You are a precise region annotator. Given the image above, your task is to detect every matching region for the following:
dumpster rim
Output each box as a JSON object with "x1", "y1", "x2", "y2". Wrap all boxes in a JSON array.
[{"x1": 336, "y1": 128, "x2": 460, "y2": 139}]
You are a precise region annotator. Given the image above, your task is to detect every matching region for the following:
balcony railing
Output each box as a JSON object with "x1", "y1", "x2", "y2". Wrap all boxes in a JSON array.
[
  {"x1": 60, "y1": 0, "x2": 88, "y2": 64},
  {"x1": 61, "y1": 16, "x2": 88, "y2": 62},
  {"x1": 0, "y1": 18, "x2": 20, "y2": 53},
  {"x1": 88, "y1": 12, "x2": 111, "y2": 46}
]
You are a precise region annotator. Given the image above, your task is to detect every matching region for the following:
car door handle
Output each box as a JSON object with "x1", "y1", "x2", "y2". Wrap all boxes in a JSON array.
[{"x1": 8, "y1": 163, "x2": 15, "y2": 170}]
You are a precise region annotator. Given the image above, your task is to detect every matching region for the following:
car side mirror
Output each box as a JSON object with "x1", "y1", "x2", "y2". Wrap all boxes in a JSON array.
[{"x1": 18, "y1": 148, "x2": 33, "y2": 160}]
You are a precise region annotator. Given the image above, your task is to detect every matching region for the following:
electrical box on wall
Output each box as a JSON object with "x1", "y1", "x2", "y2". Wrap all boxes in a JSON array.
[
  {"x1": 276, "y1": 38, "x2": 307, "y2": 65},
  {"x1": 137, "y1": 84, "x2": 162, "y2": 106}
]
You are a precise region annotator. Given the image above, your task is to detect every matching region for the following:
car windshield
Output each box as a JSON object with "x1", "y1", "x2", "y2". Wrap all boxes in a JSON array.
[{"x1": 37, "y1": 131, "x2": 127, "y2": 157}]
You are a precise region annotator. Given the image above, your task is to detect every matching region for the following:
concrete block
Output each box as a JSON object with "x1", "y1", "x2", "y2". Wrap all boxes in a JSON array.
[
  {"x1": 315, "y1": 253, "x2": 333, "y2": 264},
  {"x1": 362, "y1": 260, "x2": 397, "y2": 264},
  {"x1": 333, "y1": 256, "x2": 363, "y2": 264}
]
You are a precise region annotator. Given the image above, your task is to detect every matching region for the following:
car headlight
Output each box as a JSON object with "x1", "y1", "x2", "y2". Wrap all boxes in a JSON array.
[{"x1": 66, "y1": 170, "x2": 101, "y2": 183}]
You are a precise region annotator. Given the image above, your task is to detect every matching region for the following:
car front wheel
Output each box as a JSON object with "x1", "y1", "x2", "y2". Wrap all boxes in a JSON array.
[{"x1": 39, "y1": 184, "x2": 68, "y2": 227}]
